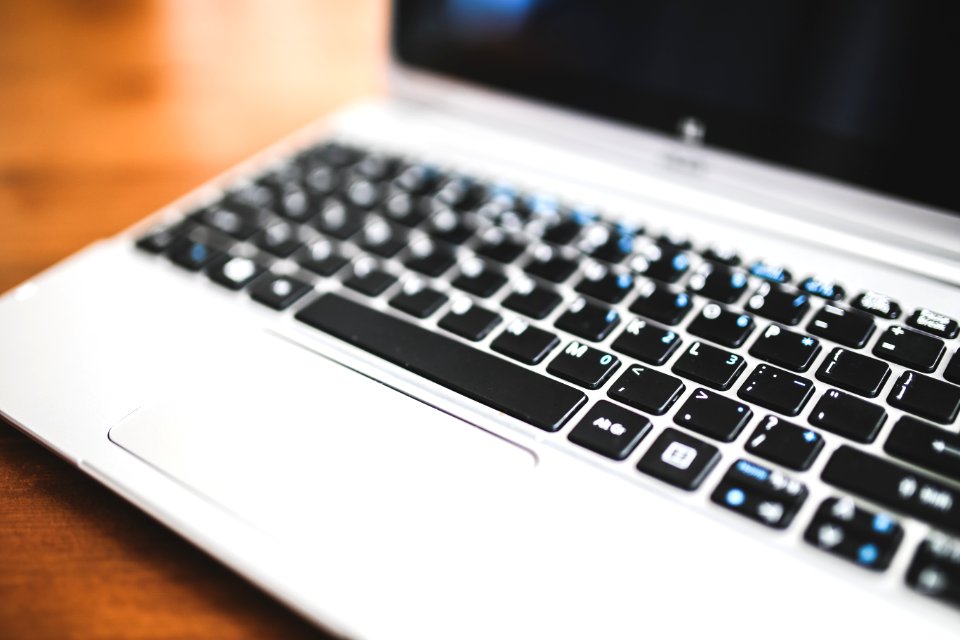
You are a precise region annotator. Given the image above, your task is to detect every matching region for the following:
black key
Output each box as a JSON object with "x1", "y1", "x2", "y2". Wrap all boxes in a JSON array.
[
  {"x1": 541, "y1": 214, "x2": 584, "y2": 246},
  {"x1": 298, "y1": 239, "x2": 349, "y2": 276},
  {"x1": 637, "y1": 428, "x2": 720, "y2": 491},
  {"x1": 393, "y1": 163, "x2": 441, "y2": 195},
  {"x1": 193, "y1": 203, "x2": 262, "y2": 239},
  {"x1": 136, "y1": 226, "x2": 190, "y2": 254},
  {"x1": 502, "y1": 281, "x2": 562, "y2": 320},
  {"x1": 302, "y1": 164, "x2": 340, "y2": 196},
  {"x1": 452, "y1": 258, "x2": 507, "y2": 298},
  {"x1": 807, "y1": 304, "x2": 875, "y2": 348},
  {"x1": 799, "y1": 276, "x2": 845, "y2": 301},
  {"x1": 574, "y1": 265, "x2": 634, "y2": 304},
  {"x1": 168, "y1": 241, "x2": 224, "y2": 272},
  {"x1": 547, "y1": 342, "x2": 620, "y2": 389},
  {"x1": 673, "y1": 388, "x2": 752, "y2": 442},
  {"x1": 712, "y1": 459, "x2": 807, "y2": 529},
  {"x1": 851, "y1": 291, "x2": 902, "y2": 319},
  {"x1": 822, "y1": 445, "x2": 960, "y2": 535},
  {"x1": 254, "y1": 222, "x2": 303, "y2": 258},
  {"x1": 354, "y1": 153, "x2": 398, "y2": 181},
  {"x1": 295, "y1": 293, "x2": 586, "y2": 432},
  {"x1": 357, "y1": 218, "x2": 408, "y2": 258},
  {"x1": 816, "y1": 347, "x2": 890, "y2": 398},
  {"x1": 885, "y1": 415, "x2": 960, "y2": 484},
  {"x1": 608, "y1": 364, "x2": 684, "y2": 415},
  {"x1": 206, "y1": 255, "x2": 265, "y2": 290},
  {"x1": 744, "y1": 283, "x2": 810, "y2": 326},
  {"x1": 808, "y1": 389, "x2": 886, "y2": 443},
  {"x1": 804, "y1": 497, "x2": 903, "y2": 571},
  {"x1": 631, "y1": 243, "x2": 689, "y2": 283},
  {"x1": 275, "y1": 182, "x2": 313, "y2": 223},
  {"x1": 554, "y1": 298, "x2": 620, "y2": 342},
  {"x1": 343, "y1": 258, "x2": 397, "y2": 297},
  {"x1": 744, "y1": 415, "x2": 823, "y2": 471},
  {"x1": 437, "y1": 300, "x2": 501, "y2": 341},
  {"x1": 873, "y1": 326, "x2": 945, "y2": 373},
  {"x1": 888, "y1": 371, "x2": 960, "y2": 424},
  {"x1": 380, "y1": 190, "x2": 432, "y2": 227},
  {"x1": 628, "y1": 281, "x2": 692, "y2": 326},
  {"x1": 567, "y1": 401, "x2": 651, "y2": 461},
  {"x1": 404, "y1": 237, "x2": 456, "y2": 277},
  {"x1": 686, "y1": 303, "x2": 755, "y2": 348},
  {"x1": 907, "y1": 533, "x2": 960, "y2": 605},
  {"x1": 946, "y1": 350, "x2": 960, "y2": 385},
  {"x1": 524, "y1": 245, "x2": 578, "y2": 283},
  {"x1": 610, "y1": 317, "x2": 682, "y2": 366},
  {"x1": 701, "y1": 243, "x2": 740, "y2": 266},
  {"x1": 491, "y1": 318, "x2": 560, "y2": 365},
  {"x1": 249, "y1": 274, "x2": 311, "y2": 310},
  {"x1": 738, "y1": 364, "x2": 815, "y2": 417},
  {"x1": 686, "y1": 263, "x2": 749, "y2": 304},
  {"x1": 657, "y1": 229, "x2": 691, "y2": 250},
  {"x1": 344, "y1": 177, "x2": 383, "y2": 209},
  {"x1": 313, "y1": 199, "x2": 366, "y2": 240},
  {"x1": 749, "y1": 324, "x2": 821, "y2": 372},
  {"x1": 672, "y1": 341, "x2": 746, "y2": 391},
  {"x1": 389, "y1": 281, "x2": 447, "y2": 319},
  {"x1": 749, "y1": 260, "x2": 791, "y2": 284},
  {"x1": 426, "y1": 207, "x2": 474, "y2": 245},
  {"x1": 581, "y1": 224, "x2": 635, "y2": 264},
  {"x1": 906, "y1": 308, "x2": 959, "y2": 339},
  {"x1": 475, "y1": 228, "x2": 525, "y2": 264}
]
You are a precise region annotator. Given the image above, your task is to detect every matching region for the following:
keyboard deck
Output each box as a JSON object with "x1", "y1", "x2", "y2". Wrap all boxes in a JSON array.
[{"x1": 136, "y1": 141, "x2": 960, "y2": 608}]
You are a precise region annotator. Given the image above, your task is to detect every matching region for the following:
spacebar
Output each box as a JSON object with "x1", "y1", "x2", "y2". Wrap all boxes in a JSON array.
[{"x1": 295, "y1": 293, "x2": 587, "y2": 432}]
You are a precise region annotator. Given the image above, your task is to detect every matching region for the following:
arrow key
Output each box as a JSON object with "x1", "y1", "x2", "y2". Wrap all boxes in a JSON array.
[
  {"x1": 803, "y1": 497, "x2": 903, "y2": 571},
  {"x1": 885, "y1": 416, "x2": 960, "y2": 483}
]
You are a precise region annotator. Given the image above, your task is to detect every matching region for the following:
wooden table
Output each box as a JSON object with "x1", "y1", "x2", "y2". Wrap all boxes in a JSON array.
[{"x1": 0, "y1": 2, "x2": 385, "y2": 636}]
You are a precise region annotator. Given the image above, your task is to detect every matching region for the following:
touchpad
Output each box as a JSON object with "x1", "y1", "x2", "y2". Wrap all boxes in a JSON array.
[{"x1": 109, "y1": 331, "x2": 536, "y2": 539}]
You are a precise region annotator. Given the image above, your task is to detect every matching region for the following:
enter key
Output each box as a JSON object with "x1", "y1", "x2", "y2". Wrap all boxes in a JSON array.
[{"x1": 885, "y1": 416, "x2": 960, "y2": 484}]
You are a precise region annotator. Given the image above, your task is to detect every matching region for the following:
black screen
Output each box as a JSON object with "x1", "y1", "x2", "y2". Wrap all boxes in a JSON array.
[{"x1": 394, "y1": 0, "x2": 960, "y2": 214}]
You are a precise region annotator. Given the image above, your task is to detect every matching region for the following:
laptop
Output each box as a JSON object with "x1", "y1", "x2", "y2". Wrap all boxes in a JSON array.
[{"x1": 3, "y1": 1, "x2": 960, "y2": 637}]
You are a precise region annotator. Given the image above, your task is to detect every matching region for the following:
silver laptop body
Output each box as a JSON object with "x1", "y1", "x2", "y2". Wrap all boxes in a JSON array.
[{"x1": 2, "y1": 2, "x2": 960, "y2": 637}]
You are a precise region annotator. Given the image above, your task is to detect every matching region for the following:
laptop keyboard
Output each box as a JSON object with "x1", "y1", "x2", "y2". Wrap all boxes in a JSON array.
[{"x1": 136, "y1": 141, "x2": 960, "y2": 607}]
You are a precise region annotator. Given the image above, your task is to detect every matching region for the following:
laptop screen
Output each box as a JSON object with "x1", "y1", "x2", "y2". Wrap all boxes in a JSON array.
[{"x1": 393, "y1": 1, "x2": 960, "y2": 215}]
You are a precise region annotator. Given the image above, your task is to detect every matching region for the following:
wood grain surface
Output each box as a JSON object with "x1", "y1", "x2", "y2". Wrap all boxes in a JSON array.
[{"x1": 0, "y1": 1, "x2": 385, "y2": 637}]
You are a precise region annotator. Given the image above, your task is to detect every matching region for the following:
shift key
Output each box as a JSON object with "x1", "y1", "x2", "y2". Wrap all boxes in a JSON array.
[{"x1": 822, "y1": 445, "x2": 960, "y2": 535}]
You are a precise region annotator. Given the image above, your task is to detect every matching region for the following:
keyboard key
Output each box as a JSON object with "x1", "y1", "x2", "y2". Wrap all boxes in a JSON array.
[
  {"x1": 637, "y1": 428, "x2": 720, "y2": 491},
  {"x1": 799, "y1": 276, "x2": 845, "y2": 301},
  {"x1": 574, "y1": 264, "x2": 634, "y2": 304},
  {"x1": 873, "y1": 326, "x2": 945, "y2": 373},
  {"x1": 168, "y1": 241, "x2": 225, "y2": 271},
  {"x1": 686, "y1": 263, "x2": 749, "y2": 304},
  {"x1": 380, "y1": 190, "x2": 432, "y2": 227},
  {"x1": 672, "y1": 341, "x2": 746, "y2": 390},
  {"x1": 502, "y1": 280, "x2": 562, "y2": 320},
  {"x1": 491, "y1": 318, "x2": 560, "y2": 365},
  {"x1": 255, "y1": 222, "x2": 303, "y2": 257},
  {"x1": 808, "y1": 389, "x2": 886, "y2": 443},
  {"x1": 298, "y1": 239, "x2": 350, "y2": 276},
  {"x1": 822, "y1": 445, "x2": 960, "y2": 535},
  {"x1": 344, "y1": 177, "x2": 383, "y2": 209},
  {"x1": 737, "y1": 364, "x2": 815, "y2": 416},
  {"x1": 249, "y1": 274, "x2": 311, "y2": 310},
  {"x1": 452, "y1": 257, "x2": 507, "y2": 298},
  {"x1": 673, "y1": 388, "x2": 752, "y2": 442},
  {"x1": 804, "y1": 497, "x2": 903, "y2": 571},
  {"x1": 554, "y1": 297, "x2": 620, "y2": 342},
  {"x1": 357, "y1": 218, "x2": 408, "y2": 258},
  {"x1": 581, "y1": 224, "x2": 635, "y2": 264},
  {"x1": 524, "y1": 245, "x2": 579, "y2": 283},
  {"x1": 393, "y1": 163, "x2": 441, "y2": 195},
  {"x1": 426, "y1": 207, "x2": 474, "y2": 245},
  {"x1": 712, "y1": 459, "x2": 807, "y2": 529},
  {"x1": 295, "y1": 293, "x2": 586, "y2": 432},
  {"x1": 907, "y1": 533, "x2": 960, "y2": 606},
  {"x1": 475, "y1": 227, "x2": 525, "y2": 264},
  {"x1": 686, "y1": 303, "x2": 755, "y2": 348},
  {"x1": 906, "y1": 308, "x2": 959, "y2": 339},
  {"x1": 313, "y1": 199, "x2": 366, "y2": 239},
  {"x1": 547, "y1": 342, "x2": 620, "y2": 389},
  {"x1": 807, "y1": 304, "x2": 875, "y2": 348},
  {"x1": 850, "y1": 290, "x2": 901, "y2": 319},
  {"x1": 700, "y1": 243, "x2": 740, "y2": 266},
  {"x1": 888, "y1": 371, "x2": 960, "y2": 424},
  {"x1": 749, "y1": 260, "x2": 791, "y2": 284},
  {"x1": 885, "y1": 416, "x2": 960, "y2": 484},
  {"x1": 567, "y1": 400, "x2": 651, "y2": 460},
  {"x1": 631, "y1": 243, "x2": 689, "y2": 283},
  {"x1": 437, "y1": 298, "x2": 501, "y2": 341},
  {"x1": 541, "y1": 213, "x2": 585, "y2": 246},
  {"x1": 343, "y1": 258, "x2": 398, "y2": 297},
  {"x1": 610, "y1": 317, "x2": 682, "y2": 366},
  {"x1": 192, "y1": 203, "x2": 262, "y2": 239},
  {"x1": 608, "y1": 364, "x2": 684, "y2": 415},
  {"x1": 816, "y1": 347, "x2": 890, "y2": 397},
  {"x1": 744, "y1": 415, "x2": 823, "y2": 471},
  {"x1": 629, "y1": 281, "x2": 692, "y2": 326},
  {"x1": 136, "y1": 226, "x2": 190, "y2": 254},
  {"x1": 404, "y1": 237, "x2": 456, "y2": 277},
  {"x1": 748, "y1": 324, "x2": 821, "y2": 372},
  {"x1": 389, "y1": 280, "x2": 447, "y2": 319},
  {"x1": 206, "y1": 256, "x2": 265, "y2": 290},
  {"x1": 745, "y1": 283, "x2": 810, "y2": 326},
  {"x1": 946, "y1": 350, "x2": 960, "y2": 385}
]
